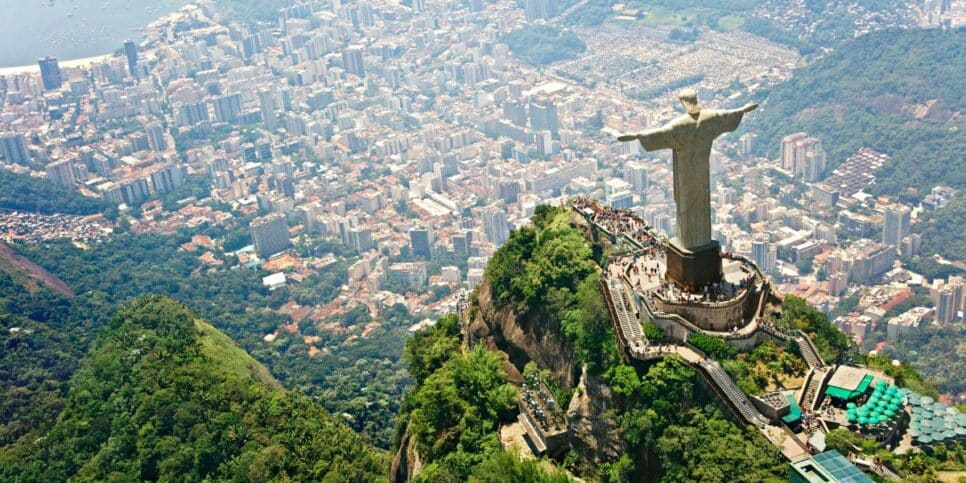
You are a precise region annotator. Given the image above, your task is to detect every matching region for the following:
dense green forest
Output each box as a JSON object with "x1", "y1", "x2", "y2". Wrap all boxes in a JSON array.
[
  {"x1": 10, "y1": 229, "x2": 409, "y2": 448},
  {"x1": 399, "y1": 314, "x2": 571, "y2": 481},
  {"x1": 777, "y1": 295, "x2": 852, "y2": 363},
  {"x1": 500, "y1": 25, "x2": 587, "y2": 66},
  {"x1": 0, "y1": 170, "x2": 108, "y2": 215},
  {"x1": 0, "y1": 296, "x2": 386, "y2": 481},
  {"x1": 605, "y1": 357, "x2": 787, "y2": 481},
  {"x1": 915, "y1": 198, "x2": 966, "y2": 262},
  {"x1": 747, "y1": 28, "x2": 966, "y2": 198},
  {"x1": 0, "y1": 271, "x2": 106, "y2": 446},
  {"x1": 485, "y1": 205, "x2": 617, "y2": 373},
  {"x1": 878, "y1": 325, "x2": 965, "y2": 396}
]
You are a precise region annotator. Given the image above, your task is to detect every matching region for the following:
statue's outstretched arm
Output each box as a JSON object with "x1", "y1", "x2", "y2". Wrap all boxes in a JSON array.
[
  {"x1": 707, "y1": 103, "x2": 759, "y2": 136},
  {"x1": 617, "y1": 125, "x2": 675, "y2": 151}
]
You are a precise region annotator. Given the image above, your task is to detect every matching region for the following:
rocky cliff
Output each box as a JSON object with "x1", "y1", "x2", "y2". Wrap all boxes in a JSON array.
[
  {"x1": 566, "y1": 366, "x2": 626, "y2": 465},
  {"x1": 389, "y1": 425, "x2": 422, "y2": 483},
  {"x1": 467, "y1": 279, "x2": 579, "y2": 388}
]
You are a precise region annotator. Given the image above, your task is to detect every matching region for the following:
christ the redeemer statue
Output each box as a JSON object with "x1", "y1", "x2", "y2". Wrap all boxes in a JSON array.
[{"x1": 619, "y1": 89, "x2": 757, "y2": 287}]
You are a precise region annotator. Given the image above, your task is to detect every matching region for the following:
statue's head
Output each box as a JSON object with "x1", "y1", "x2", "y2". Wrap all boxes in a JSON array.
[{"x1": 678, "y1": 89, "x2": 701, "y2": 116}]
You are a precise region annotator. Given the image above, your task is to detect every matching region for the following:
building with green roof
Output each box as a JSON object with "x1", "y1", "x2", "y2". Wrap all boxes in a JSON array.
[
  {"x1": 825, "y1": 368, "x2": 874, "y2": 401},
  {"x1": 782, "y1": 393, "x2": 803, "y2": 425}
]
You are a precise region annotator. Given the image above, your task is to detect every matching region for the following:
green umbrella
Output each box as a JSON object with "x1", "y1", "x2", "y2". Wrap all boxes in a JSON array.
[
  {"x1": 858, "y1": 416, "x2": 869, "y2": 425},
  {"x1": 847, "y1": 413, "x2": 857, "y2": 423},
  {"x1": 847, "y1": 402, "x2": 857, "y2": 409},
  {"x1": 909, "y1": 429, "x2": 921, "y2": 437},
  {"x1": 918, "y1": 435, "x2": 933, "y2": 444}
]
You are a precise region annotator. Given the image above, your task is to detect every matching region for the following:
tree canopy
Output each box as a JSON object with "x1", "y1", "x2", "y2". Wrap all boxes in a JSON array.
[
  {"x1": 399, "y1": 317, "x2": 567, "y2": 482},
  {"x1": 500, "y1": 26, "x2": 587, "y2": 66},
  {"x1": 0, "y1": 296, "x2": 387, "y2": 481},
  {"x1": 748, "y1": 28, "x2": 966, "y2": 199},
  {"x1": 0, "y1": 170, "x2": 108, "y2": 215}
]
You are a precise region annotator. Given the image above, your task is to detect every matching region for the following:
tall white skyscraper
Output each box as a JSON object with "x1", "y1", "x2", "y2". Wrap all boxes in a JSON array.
[
  {"x1": 882, "y1": 205, "x2": 911, "y2": 248},
  {"x1": 482, "y1": 205, "x2": 510, "y2": 246}
]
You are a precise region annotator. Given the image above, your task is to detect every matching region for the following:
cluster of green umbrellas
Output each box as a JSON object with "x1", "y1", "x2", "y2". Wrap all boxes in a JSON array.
[
  {"x1": 906, "y1": 389, "x2": 966, "y2": 446},
  {"x1": 845, "y1": 381, "x2": 904, "y2": 426}
]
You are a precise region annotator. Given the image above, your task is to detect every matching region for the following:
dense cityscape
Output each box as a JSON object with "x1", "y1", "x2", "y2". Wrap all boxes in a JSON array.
[{"x1": 0, "y1": 0, "x2": 963, "y2": 481}]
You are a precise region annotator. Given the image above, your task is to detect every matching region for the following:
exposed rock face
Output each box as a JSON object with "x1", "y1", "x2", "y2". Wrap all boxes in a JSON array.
[
  {"x1": 566, "y1": 366, "x2": 626, "y2": 465},
  {"x1": 467, "y1": 280, "x2": 578, "y2": 388},
  {"x1": 389, "y1": 424, "x2": 422, "y2": 483}
]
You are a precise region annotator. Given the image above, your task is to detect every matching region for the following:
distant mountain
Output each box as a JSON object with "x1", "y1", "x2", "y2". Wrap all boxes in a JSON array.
[
  {"x1": 749, "y1": 28, "x2": 965, "y2": 199},
  {"x1": 0, "y1": 296, "x2": 386, "y2": 482}
]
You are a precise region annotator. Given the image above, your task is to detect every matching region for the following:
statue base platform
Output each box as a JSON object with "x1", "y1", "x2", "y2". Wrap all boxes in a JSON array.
[{"x1": 665, "y1": 239, "x2": 722, "y2": 289}]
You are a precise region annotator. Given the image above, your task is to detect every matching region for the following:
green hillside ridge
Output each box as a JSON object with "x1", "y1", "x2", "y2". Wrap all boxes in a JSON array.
[
  {"x1": 0, "y1": 295, "x2": 386, "y2": 482},
  {"x1": 12, "y1": 229, "x2": 408, "y2": 448},
  {"x1": 748, "y1": 28, "x2": 965, "y2": 199},
  {"x1": 193, "y1": 318, "x2": 279, "y2": 389}
]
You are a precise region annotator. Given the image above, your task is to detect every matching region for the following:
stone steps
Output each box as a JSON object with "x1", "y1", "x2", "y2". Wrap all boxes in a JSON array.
[
  {"x1": 702, "y1": 360, "x2": 765, "y2": 426},
  {"x1": 801, "y1": 367, "x2": 828, "y2": 411}
]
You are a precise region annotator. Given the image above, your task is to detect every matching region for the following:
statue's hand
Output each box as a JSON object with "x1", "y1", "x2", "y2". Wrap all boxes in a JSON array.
[
  {"x1": 617, "y1": 133, "x2": 640, "y2": 142},
  {"x1": 741, "y1": 103, "x2": 759, "y2": 113}
]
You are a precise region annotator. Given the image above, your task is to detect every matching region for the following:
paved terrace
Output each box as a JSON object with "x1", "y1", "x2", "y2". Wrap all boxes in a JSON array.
[
  {"x1": 574, "y1": 196, "x2": 767, "y2": 336},
  {"x1": 578, "y1": 197, "x2": 813, "y2": 462}
]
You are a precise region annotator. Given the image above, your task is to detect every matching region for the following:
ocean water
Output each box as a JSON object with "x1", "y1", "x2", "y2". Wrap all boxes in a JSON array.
[{"x1": 0, "y1": 0, "x2": 185, "y2": 67}]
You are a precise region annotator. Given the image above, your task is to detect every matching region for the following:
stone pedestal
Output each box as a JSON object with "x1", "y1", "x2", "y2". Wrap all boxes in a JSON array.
[{"x1": 665, "y1": 239, "x2": 722, "y2": 289}]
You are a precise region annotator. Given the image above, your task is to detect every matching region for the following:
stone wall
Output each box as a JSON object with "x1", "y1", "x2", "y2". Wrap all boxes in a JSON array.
[{"x1": 654, "y1": 291, "x2": 750, "y2": 331}]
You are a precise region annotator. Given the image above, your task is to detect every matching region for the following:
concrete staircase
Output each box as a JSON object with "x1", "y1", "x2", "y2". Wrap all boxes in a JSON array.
[
  {"x1": 800, "y1": 366, "x2": 831, "y2": 411},
  {"x1": 700, "y1": 359, "x2": 767, "y2": 428},
  {"x1": 795, "y1": 332, "x2": 824, "y2": 369},
  {"x1": 607, "y1": 278, "x2": 647, "y2": 354}
]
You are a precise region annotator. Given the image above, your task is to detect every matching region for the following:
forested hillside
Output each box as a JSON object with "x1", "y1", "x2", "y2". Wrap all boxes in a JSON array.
[
  {"x1": 0, "y1": 296, "x2": 386, "y2": 481},
  {"x1": 748, "y1": 28, "x2": 965, "y2": 198},
  {"x1": 0, "y1": 170, "x2": 108, "y2": 215},
  {"x1": 11, "y1": 230, "x2": 410, "y2": 448},
  {"x1": 397, "y1": 206, "x2": 787, "y2": 481}
]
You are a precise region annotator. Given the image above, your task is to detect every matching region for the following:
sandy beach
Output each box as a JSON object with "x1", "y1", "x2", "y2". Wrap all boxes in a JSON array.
[{"x1": 0, "y1": 53, "x2": 117, "y2": 77}]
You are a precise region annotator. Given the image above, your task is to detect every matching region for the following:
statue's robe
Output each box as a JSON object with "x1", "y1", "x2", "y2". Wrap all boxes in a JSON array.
[{"x1": 636, "y1": 108, "x2": 747, "y2": 250}]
